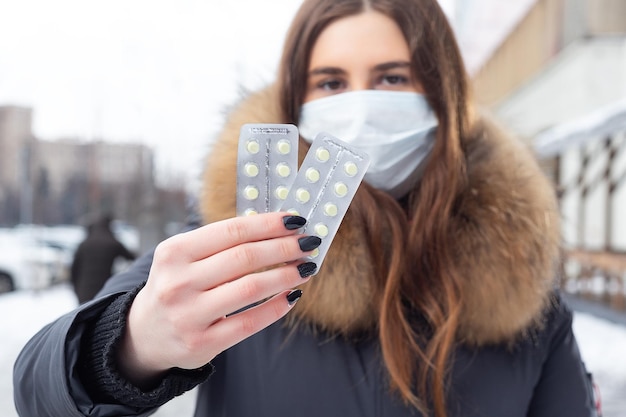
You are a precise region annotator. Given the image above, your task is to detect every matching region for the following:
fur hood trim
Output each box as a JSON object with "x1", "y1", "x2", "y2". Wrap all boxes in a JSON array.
[{"x1": 199, "y1": 86, "x2": 561, "y2": 346}]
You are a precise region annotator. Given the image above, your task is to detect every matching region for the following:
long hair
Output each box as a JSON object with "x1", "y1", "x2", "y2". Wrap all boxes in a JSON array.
[{"x1": 277, "y1": 1, "x2": 474, "y2": 416}]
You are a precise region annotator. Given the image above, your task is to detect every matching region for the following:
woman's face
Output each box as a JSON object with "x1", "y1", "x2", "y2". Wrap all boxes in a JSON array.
[{"x1": 304, "y1": 11, "x2": 423, "y2": 103}]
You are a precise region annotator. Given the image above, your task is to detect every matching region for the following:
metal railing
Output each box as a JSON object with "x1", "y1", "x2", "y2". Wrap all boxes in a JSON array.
[{"x1": 535, "y1": 99, "x2": 626, "y2": 311}]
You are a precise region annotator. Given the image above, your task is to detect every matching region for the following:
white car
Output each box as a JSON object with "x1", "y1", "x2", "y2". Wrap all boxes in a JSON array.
[
  {"x1": 0, "y1": 223, "x2": 140, "y2": 294},
  {"x1": 0, "y1": 228, "x2": 70, "y2": 294}
]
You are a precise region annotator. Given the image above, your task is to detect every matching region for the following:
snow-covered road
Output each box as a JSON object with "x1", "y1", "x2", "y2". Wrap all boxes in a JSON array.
[{"x1": 2, "y1": 285, "x2": 625, "y2": 416}]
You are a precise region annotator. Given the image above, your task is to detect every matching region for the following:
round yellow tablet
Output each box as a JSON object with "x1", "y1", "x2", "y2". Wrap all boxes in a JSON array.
[
  {"x1": 287, "y1": 209, "x2": 300, "y2": 216},
  {"x1": 246, "y1": 140, "x2": 260, "y2": 154},
  {"x1": 344, "y1": 161, "x2": 358, "y2": 176},
  {"x1": 314, "y1": 223, "x2": 329, "y2": 237},
  {"x1": 324, "y1": 202, "x2": 338, "y2": 216},
  {"x1": 244, "y1": 162, "x2": 259, "y2": 177},
  {"x1": 309, "y1": 248, "x2": 320, "y2": 258},
  {"x1": 316, "y1": 147, "x2": 331, "y2": 162},
  {"x1": 306, "y1": 167, "x2": 320, "y2": 183},
  {"x1": 275, "y1": 186, "x2": 289, "y2": 200},
  {"x1": 296, "y1": 188, "x2": 311, "y2": 203},
  {"x1": 276, "y1": 163, "x2": 291, "y2": 178},
  {"x1": 244, "y1": 209, "x2": 258, "y2": 216},
  {"x1": 334, "y1": 182, "x2": 348, "y2": 197},
  {"x1": 243, "y1": 185, "x2": 259, "y2": 200},
  {"x1": 276, "y1": 139, "x2": 291, "y2": 155}
]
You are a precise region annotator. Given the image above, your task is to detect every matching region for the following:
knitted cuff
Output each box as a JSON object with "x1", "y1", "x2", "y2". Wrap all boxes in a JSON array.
[{"x1": 79, "y1": 284, "x2": 213, "y2": 409}]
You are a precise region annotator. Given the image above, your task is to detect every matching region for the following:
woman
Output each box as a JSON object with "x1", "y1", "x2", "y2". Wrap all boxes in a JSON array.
[{"x1": 14, "y1": 0, "x2": 596, "y2": 416}]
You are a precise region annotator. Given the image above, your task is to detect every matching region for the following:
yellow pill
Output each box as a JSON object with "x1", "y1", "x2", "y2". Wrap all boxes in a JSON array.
[
  {"x1": 276, "y1": 139, "x2": 291, "y2": 154},
  {"x1": 324, "y1": 202, "x2": 338, "y2": 216},
  {"x1": 314, "y1": 223, "x2": 329, "y2": 237},
  {"x1": 287, "y1": 209, "x2": 300, "y2": 216},
  {"x1": 243, "y1": 186, "x2": 259, "y2": 200},
  {"x1": 275, "y1": 186, "x2": 289, "y2": 200},
  {"x1": 244, "y1": 209, "x2": 258, "y2": 216},
  {"x1": 316, "y1": 147, "x2": 330, "y2": 162},
  {"x1": 334, "y1": 182, "x2": 348, "y2": 197},
  {"x1": 296, "y1": 188, "x2": 311, "y2": 203},
  {"x1": 309, "y1": 248, "x2": 320, "y2": 258},
  {"x1": 246, "y1": 140, "x2": 260, "y2": 154},
  {"x1": 244, "y1": 162, "x2": 259, "y2": 177},
  {"x1": 344, "y1": 161, "x2": 358, "y2": 176},
  {"x1": 276, "y1": 163, "x2": 291, "y2": 178},
  {"x1": 306, "y1": 167, "x2": 320, "y2": 183}
]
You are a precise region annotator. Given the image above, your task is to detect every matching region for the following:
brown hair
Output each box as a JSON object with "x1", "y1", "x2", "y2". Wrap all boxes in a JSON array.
[{"x1": 278, "y1": 1, "x2": 474, "y2": 416}]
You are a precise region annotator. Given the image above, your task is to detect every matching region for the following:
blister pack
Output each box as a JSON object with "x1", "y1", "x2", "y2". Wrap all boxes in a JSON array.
[
  {"x1": 236, "y1": 126, "x2": 370, "y2": 274},
  {"x1": 278, "y1": 132, "x2": 370, "y2": 271},
  {"x1": 236, "y1": 123, "x2": 299, "y2": 216}
]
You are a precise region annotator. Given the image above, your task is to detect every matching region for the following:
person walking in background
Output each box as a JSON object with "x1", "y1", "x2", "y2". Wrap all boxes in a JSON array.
[
  {"x1": 15, "y1": 0, "x2": 598, "y2": 416},
  {"x1": 70, "y1": 213, "x2": 136, "y2": 304}
]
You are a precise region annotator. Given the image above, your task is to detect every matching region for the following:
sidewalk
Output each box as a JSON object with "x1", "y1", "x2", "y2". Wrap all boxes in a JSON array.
[{"x1": 563, "y1": 292, "x2": 626, "y2": 327}]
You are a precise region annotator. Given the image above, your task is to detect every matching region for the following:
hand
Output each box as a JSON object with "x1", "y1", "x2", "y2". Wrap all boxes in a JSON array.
[{"x1": 117, "y1": 212, "x2": 319, "y2": 386}]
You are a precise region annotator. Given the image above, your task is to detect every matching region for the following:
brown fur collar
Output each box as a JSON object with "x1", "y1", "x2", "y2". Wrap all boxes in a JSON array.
[{"x1": 199, "y1": 86, "x2": 561, "y2": 346}]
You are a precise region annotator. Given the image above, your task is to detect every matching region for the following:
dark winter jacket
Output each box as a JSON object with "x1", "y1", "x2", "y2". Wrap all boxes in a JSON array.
[
  {"x1": 70, "y1": 217, "x2": 136, "y2": 304},
  {"x1": 14, "y1": 86, "x2": 597, "y2": 416},
  {"x1": 13, "y1": 250, "x2": 596, "y2": 417}
]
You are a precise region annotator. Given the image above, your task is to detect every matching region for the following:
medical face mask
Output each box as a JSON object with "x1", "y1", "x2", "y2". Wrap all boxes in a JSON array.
[{"x1": 298, "y1": 90, "x2": 437, "y2": 198}]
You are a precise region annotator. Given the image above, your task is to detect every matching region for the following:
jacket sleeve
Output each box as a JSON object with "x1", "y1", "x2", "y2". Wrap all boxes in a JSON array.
[
  {"x1": 12, "y1": 250, "x2": 171, "y2": 417},
  {"x1": 77, "y1": 282, "x2": 212, "y2": 411},
  {"x1": 114, "y1": 240, "x2": 137, "y2": 262},
  {"x1": 526, "y1": 295, "x2": 598, "y2": 417}
]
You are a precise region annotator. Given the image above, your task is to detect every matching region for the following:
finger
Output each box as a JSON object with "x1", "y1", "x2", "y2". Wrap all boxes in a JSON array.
[
  {"x1": 189, "y1": 234, "x2": 321, "y2": 290},
  {"x1": 198, "y1": 261, "x2": 316, "y2": 318},
  {"x1": 162, "y1": 212, "x2": 307, "y2": 262},
  {"x1": 201, "y1": 289, "x2": 303, "y2": 359}
]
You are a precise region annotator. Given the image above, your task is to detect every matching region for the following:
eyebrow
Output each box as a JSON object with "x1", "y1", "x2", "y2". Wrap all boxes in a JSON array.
[
  {"x1": 308, "y1": 61, "x2": 411, "y2": 76},
  {"x1": 308, "y1": 67, "x2": 346, "y2": 76},
  {"x1": 373, "y1": 61, "x2": 411, "y2": 72}
]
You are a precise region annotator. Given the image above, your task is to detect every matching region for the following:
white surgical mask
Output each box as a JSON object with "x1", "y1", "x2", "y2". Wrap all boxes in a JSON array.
[{"x1": 298, "y1": 90, "x2": 437, "y2": 198}]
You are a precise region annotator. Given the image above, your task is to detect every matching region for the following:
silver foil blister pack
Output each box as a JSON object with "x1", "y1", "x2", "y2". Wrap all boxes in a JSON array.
[
  {"x1": 236, "y1": 123, "x2": 299, "y2": 216},
  {"x1": 278, "y1": 132, "x2": 370, "y2": 270},
  {"x1": 236, "y1": 125, "x2": 370, "y2": 274}
]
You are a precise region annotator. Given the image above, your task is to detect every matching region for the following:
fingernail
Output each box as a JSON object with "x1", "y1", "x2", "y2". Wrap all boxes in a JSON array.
[
  {"x1": 283, "y1": 215, "x2": 307, "y2": 230},
  {"x1": 298, "y1": 236, "x2": 321, "y2": 252},
  {"x1": 287, "y1": 289, "x2": 302, "y2": 306},
  {"x1": 297, "y1": 262, "x2": 317, "y2": 278}
]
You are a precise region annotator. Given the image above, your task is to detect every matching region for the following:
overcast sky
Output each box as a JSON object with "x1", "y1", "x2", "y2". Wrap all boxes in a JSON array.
[{"x1": 0, "y1": 0, "x2": 457, "y2": 190}]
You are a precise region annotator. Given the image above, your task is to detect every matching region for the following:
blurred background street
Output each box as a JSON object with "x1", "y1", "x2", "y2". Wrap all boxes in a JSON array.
[{"x1": 1, "y1": 0, "x2": 625, "y2": 415}]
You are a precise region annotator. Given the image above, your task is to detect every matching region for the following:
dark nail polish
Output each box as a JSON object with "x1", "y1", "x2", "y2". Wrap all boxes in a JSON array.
[
  {"x1": 287, "y1": 289, "x2": 302, "y2": 306},
  {"x1": 283, "y1": 215, "x2": 307, "y2": 230},
  {"x1": 297, "y1": 262, "x2": 317, "y2": 278},
  {"x1": 298, "y1": 236, "x2": 322, "y2": 252}
]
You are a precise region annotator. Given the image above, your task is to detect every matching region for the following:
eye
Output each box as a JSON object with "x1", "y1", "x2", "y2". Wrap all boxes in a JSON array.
[
  {"x1": 305, "y1": 71, "x2": 348, "y2": 102},
  {"x1": 379, "y1": 74, "x2": 410, "y2": 86},
  {"x1": 381, "y1": 74, "x2": 409, "y2": 85},
  {"x1": 316, "y1": 78, "x2": 345, "y2": 91}
]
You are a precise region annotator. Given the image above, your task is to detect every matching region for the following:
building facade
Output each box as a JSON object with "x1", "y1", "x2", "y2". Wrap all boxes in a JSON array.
[
  {"x1": 0, "y1": 106, "x2": 35, "y2": 223},
  {"x1": 464, "y1": 0, "x2": 626, "y2": 316},
  {"x1": 0, "y1": 105, "x2": 155, "y2": 226}
]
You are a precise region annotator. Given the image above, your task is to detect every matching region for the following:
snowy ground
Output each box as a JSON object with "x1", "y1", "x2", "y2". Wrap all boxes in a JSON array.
[
  {"x1": 0, "y1": 285, "x2": 196, "y2": 417},
  {"x1": 1, "y1": 284, "x2": 625, "y2": 416}
]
